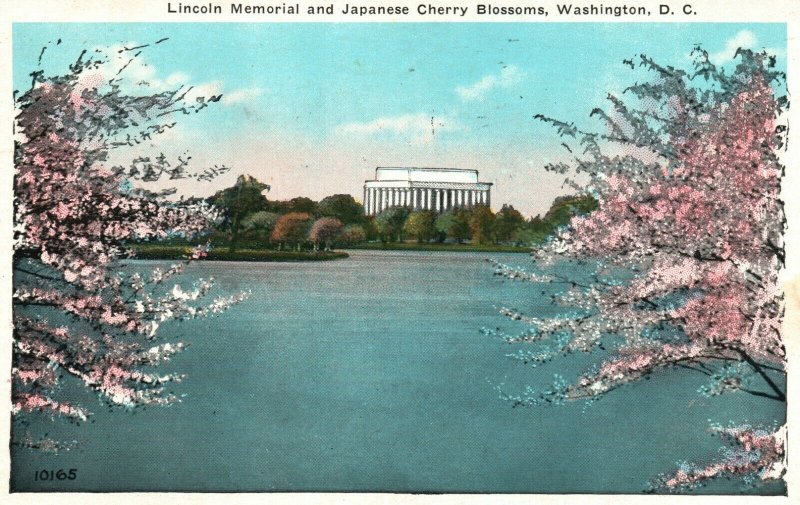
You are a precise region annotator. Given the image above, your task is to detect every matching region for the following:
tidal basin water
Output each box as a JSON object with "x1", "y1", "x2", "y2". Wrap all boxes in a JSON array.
[{"x1": 11, "y1": 250, "x2": 786, "y2": 493}]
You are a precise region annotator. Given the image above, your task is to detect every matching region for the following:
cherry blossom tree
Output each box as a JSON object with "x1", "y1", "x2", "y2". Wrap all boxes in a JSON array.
[
  {"x1": 309, "y1": 217, "x2": 343, "y2": 251},
  {"x1": 12, "y1": 41, "x2": 246, "y2": 449},
  {"x1": 488, "y1": 47, "x2": 787, "y2": 491}
]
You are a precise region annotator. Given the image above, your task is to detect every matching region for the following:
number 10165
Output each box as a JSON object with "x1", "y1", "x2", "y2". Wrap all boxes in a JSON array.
[{"x1": 34, "y1": 469, "x2": 77, "y2": 481}]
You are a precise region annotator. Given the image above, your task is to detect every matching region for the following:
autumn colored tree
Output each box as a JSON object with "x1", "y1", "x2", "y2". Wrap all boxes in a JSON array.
[
  {"x1": 270, "y1": 212, "x2": 313, "y2": 251},
  {"x1": 469, "y1": 205, "x2": 495, "y2": 245},
  {"x1": 12, "y1": 42, "x2": 246, "y2": 448},
  {"x1": 309, "y1": 217, "x2": 343, "y2": 251},
  {"x1": 490, "y1": 48, "x2": 787, "y2": 491},
  {"x1": 403, "y1": 211, "x2": 438, "y2": 243}
]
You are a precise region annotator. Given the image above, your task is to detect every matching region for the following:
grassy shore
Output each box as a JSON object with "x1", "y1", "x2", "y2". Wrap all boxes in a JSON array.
[
  {"x1": 131, "y1": 241, "x2": 531, "y2": 261},
  {"x1": 344, "y1": 242, "x2": 531, "y2": 253},
  {"x1": 131, "y1": 244, "x2": 348, "y2": 262}
]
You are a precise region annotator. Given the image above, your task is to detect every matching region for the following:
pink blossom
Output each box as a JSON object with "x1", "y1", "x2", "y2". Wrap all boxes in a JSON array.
[
  {"x1": 12, "y1": 43, "x2": 247, "y2": 435},
  {"x1": 511, "y1": 52, "x2": 786, "y2": 489}
]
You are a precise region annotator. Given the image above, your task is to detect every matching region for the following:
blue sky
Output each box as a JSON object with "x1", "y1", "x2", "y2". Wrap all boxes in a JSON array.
[{"x1": 13, "y1": 23, "x2": 787, "y2": 216}]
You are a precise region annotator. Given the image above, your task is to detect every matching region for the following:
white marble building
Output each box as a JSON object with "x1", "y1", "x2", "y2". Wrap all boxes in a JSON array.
[{"x1": 363, "y1": 167, "x2": 492, "y2": 216}]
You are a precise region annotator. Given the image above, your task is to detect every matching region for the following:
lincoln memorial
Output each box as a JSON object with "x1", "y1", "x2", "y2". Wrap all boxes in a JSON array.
[{"x1": 363, "y1": 167, "x2": 493, "y2": 216}]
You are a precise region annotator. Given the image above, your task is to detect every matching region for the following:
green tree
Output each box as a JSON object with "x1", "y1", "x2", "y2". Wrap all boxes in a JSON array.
[
  {"x1": 469, "y1": 205, "x2": 495, "y2": 245},
  {"x1": 515, "y1": 195, "x2": 599, "y2": 246},
  {"x1": 542, "y1": 194, "x2": 598, "y2": 229},
  {"x1": 375, "y1": 207, "x2": 410, "y2": 243},
  {"x1": 339, "y1": 224, "x2": 367, "y2": 245},
  {"x1": 515, "y1": 216, "x2": 551, "y2": 246},
  {"x1": 241, "y1": 211, "x2": 280, "y2": 244},
  {"x1": 262, "y1": 199, "x2": 291, "y2": 214},
  {"x1": 287, "y1": 196, "x2": 319, "y2": 216},
  {"x1": 403, "y1": 211, "x2": 438, "y2": 243},
  {"x1": 361, "y1": 217, "x2": 379, "y2": 241},
  {"x1": 270, "y1": 212, "x2": 312, "y2": 251},
  {"x1": 319, "y1": 194, "x2": 365, "y2": 225},
  {"x1": 494, "y1": 204, "x2": 526, "y2": 243},
  {"x1": 209, "y1": 174, "x2": 270, "y2": 252},
  {"x1": 435, "y1": 209, "x2": 471, "y2": 243}
]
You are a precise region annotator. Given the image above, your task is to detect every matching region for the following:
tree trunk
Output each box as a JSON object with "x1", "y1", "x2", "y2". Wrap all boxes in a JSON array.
[{"x1": 229, "y1": 214, "x2": 240, "y2": 253}]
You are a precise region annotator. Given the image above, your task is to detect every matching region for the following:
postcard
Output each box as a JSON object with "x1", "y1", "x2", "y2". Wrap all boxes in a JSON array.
[{"x1": 1, "y1": 1, "x2": 798, "y2": 503}]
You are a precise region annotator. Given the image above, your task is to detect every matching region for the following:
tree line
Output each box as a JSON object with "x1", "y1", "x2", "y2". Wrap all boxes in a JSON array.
[{"x1": 202, "y1": 175, "x2": 597, "y2": 251}]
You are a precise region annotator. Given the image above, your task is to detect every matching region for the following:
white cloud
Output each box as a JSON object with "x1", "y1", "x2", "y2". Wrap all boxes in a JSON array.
[
  {"x1": 709, "y1": 30, "x2": 783, "y2": 65},
  {"x1": 183, "y1": 80, "x2": 223, "y2": 102},
  {"x1": 83, "y1": 43, "x2": 189, "y2": 91},
  {"x1": 337, "y1": 113, "x2": 462, "y2": 145},
  {"x1": 455, "y1": 65, "x2": 524, "y2": 102},
  {"x1": 222, "y1": 87, "x2": 263, "y2": 105},
  {"x1": 79, "y1": 43, "x2": 256, "y2": 106}
]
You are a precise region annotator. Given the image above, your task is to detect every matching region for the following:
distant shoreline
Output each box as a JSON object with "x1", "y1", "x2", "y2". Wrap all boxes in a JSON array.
[
  {"x1": 131, "y1": 245, "x2": 349, "y2": 262},
  {"x1": 130, "y1": 242, "x2": 531, "y2": 261},
  {"x1": 343, "y1": 242, "x2": 531, "y2": 253}
]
